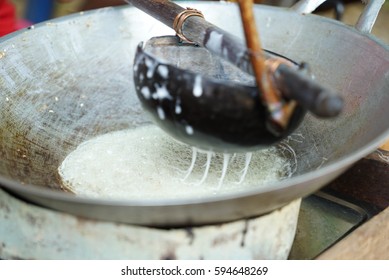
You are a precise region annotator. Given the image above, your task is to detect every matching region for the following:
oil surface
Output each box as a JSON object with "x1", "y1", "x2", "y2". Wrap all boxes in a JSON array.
[{"x1": 58, "y1": 126, "x2": 294, "y2": 200}]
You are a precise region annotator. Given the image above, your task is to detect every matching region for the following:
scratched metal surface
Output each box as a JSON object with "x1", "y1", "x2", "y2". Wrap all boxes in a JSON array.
[{"x1": 0, "y1": 3, "x2": 388, "y2": 226}]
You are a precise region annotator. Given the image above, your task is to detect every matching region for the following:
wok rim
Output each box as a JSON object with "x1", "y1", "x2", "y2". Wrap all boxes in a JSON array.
[
  {"x1": 0, "y1": 3, "x2": 388, "y2": 210},
  {"x1": 1, "y1": 128, "x2": 388, "y2": 208}
]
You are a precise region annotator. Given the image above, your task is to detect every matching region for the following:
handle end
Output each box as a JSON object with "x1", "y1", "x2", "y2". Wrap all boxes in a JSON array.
[{"x1": 275, "y1": 63, "x2": 344, "y2": 118}]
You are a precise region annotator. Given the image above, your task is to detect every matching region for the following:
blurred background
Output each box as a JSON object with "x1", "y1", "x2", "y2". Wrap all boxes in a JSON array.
[{"x1": 5, "y1": 0, "x2": 389, "y2": 44}]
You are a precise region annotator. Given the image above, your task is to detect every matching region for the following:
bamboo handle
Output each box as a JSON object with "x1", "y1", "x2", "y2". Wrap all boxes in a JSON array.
[{"x1": 380, "y1": 140, "x2": 389, "y2": 151}]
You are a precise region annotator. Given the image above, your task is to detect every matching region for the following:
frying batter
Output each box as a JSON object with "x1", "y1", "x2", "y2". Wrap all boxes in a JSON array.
[{"x1": 58, "y1": 125, "x2": 294, "y2": 200}]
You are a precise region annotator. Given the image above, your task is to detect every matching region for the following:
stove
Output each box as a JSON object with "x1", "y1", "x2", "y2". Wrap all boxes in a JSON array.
[{"x1": 0, "y1": 149, "x2": 387, "y2": 260}]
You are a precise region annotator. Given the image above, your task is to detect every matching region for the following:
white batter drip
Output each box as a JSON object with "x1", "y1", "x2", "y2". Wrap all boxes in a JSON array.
[{"x1": 58, "y1": 126, "x2": 292, "y2": 200}]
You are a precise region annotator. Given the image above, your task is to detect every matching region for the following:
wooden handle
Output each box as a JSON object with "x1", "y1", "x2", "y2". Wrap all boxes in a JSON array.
[
  {"x1": 126, "y1": 0, "x2": 343, "y2": 118},
  {"x1": 276, "y1": 64, "x2": 344, "y2": 118},
  {"x1": 126, "y1": 0, "x2": 184, "y2": 28},
  {"x1": 380, "y1": 140, "x2": 389, "y2": 151}
]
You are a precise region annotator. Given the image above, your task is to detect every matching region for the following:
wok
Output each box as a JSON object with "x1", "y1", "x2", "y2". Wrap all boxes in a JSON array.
[{"x1": 0, "y1": 1, "x2": 388, "y2": 226}]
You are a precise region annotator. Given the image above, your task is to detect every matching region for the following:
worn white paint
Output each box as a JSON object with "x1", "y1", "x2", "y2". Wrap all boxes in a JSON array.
[
  {"x1": 205, "y1": 31, "x2": 224, "y2": 53},
  {"x1": 157, "y1": 106, "x2": 165, "y2": 120},
  {"x1": 193, "y1": 75, "x2": 203, "y2": 97},
  {"x1": 140, "y1": 86, "x2": 151, "y2": 99},
  {"x1": 0, "y1": 188, "x2": 301, "y2": 259},
  {"x1": 185, "y1": 125, "x2": 194, "y2": 135},
  {"x1": 152, "y1": 85, "x2": 171, "y2": 100},
  {"x1": 175, "y1": 103, "x2": 182, "y2": 114},
  {"x1": 157, "y1": 65, "x2": 169, "y2": 79}
]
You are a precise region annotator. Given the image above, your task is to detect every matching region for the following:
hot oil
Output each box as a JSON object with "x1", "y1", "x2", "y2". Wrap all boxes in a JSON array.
[{"x1": 58, "y1": 125, "x2": 296, "y2": 200}]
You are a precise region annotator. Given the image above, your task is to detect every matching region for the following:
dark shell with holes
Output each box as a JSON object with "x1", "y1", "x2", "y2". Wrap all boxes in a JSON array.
[{"x1": 133, "y1": 36, "x2": 306, "y2": 153}]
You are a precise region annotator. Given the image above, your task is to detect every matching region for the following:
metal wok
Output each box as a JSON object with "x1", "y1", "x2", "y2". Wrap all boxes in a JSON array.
[{"x1": 0, "y1": 1, "x2": 388, "y2": 226}]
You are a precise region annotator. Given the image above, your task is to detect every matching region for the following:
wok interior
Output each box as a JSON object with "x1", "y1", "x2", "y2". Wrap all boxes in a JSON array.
[{"x1": 0, "y1": 5, "x2": 388, "y2": 196}]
